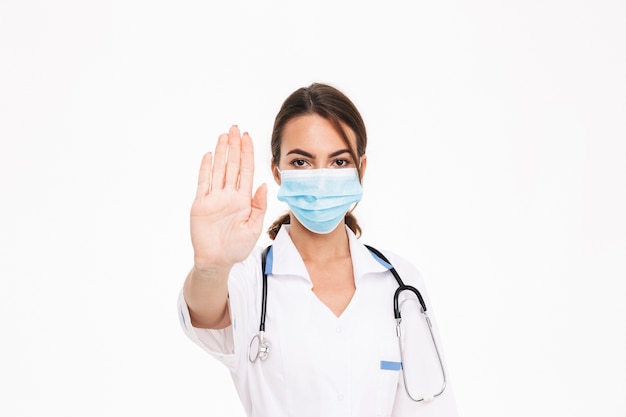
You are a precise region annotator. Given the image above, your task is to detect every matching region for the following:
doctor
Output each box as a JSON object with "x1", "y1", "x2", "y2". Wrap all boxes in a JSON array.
[{"x1": 179, "y1": 82, "x2": 459, "y2": 416}]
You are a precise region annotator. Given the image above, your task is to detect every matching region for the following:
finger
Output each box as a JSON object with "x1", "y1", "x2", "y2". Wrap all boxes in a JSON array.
[
  {"x1": 224, "y1": 125, "x2": 242, "y2": 189},
  {"x1": 211, "y1": 132, "x2": 229, "y2": 190},
  {"x1": 239, "y1": 132, "x2": 255, "y2": 193},
  {"x1": 195, "y1": 151, "x2": 213, "y2": 199}
]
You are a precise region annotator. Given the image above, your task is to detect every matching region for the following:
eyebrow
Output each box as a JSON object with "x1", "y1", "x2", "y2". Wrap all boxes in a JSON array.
[{"x1": 286, "y1": 148, "x2": 352, "y2": 158}]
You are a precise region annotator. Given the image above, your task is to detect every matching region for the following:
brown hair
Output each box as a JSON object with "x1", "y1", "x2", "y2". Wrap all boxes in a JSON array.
[{"x1": 267, "y1": 82, "x2": 368, "y2": 240}]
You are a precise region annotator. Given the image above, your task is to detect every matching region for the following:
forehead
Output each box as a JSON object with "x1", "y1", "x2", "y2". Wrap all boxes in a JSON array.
[{"x1": 281, "y1": 114, "x2": 356, "y2": 152}]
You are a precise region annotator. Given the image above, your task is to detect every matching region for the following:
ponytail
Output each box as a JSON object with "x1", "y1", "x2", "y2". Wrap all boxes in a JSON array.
[
  {"x1": 267, "y1": 213, "x2": 290, "y2": 240},
  {"x1": 267, "y1": 212, "x2": 362, "y2": 240},
  {"x1": 344, "y1": 212, "x2": 362, "y2": 238}
]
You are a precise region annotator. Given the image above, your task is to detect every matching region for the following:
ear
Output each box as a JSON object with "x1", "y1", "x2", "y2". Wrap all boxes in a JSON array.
[
  {"x1": 359, "y1": 154, "x2": 367, "y2": 180},
  {"x1": 271, "y1": 162, "x2": 281, "y2": 185}
]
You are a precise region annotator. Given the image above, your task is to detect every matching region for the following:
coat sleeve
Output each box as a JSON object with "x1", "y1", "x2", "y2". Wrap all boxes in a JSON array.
[{"x1": 177, "y1": 246, "x2": 263, "y2": 372}]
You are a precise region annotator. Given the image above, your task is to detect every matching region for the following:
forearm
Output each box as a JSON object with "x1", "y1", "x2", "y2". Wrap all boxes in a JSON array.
[{"x1": 183, "y1": 264, "x2": 232, "y2": 329}]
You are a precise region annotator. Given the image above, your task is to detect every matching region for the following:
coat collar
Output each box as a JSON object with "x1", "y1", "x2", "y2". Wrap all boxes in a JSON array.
[{"x1": 268, "y1": 225, "x2": 391, "y2": 285}]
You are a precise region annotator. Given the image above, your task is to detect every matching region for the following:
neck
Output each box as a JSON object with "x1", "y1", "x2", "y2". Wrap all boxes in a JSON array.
[{"x1": 288, "y1": 218, "x2": 351, "y2": 262}]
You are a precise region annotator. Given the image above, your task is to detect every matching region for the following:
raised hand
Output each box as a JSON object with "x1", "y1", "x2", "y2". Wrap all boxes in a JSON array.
[{"x1": 190, "y1": 125, "x2": 268, "y2": 270}]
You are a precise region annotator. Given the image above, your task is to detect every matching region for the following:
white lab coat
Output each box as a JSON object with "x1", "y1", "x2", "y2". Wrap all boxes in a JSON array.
[{"x1": 179, "y1": 225, "x2": 458, "y2": 417}]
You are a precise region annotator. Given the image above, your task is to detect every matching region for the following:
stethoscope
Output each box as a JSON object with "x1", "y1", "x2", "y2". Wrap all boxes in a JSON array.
[{"x1": 248, "y1": 245, "x2": 448, "y2": 403}]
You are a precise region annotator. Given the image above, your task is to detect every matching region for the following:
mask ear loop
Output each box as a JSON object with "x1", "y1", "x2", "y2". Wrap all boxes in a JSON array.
[{"x1": 347, "y1": 157, "x2": 364, "y2": 217}]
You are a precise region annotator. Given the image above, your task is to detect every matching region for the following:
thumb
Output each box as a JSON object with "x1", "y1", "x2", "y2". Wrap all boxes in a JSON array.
[{"x1": 249, "y1": 183, "x2": 268, "y2": 226}]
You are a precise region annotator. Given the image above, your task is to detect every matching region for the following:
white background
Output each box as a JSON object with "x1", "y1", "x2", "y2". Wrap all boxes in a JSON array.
[{"x1": 1, "y1": 0, "x2": 625, "y2": 416}]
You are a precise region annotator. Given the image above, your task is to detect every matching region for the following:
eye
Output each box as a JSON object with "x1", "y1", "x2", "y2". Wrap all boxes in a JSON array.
[
  {"x1": 332, "y1": 158, "x2": 350, "y2": 168},
  {"x1": 290, "y1": 159, "x2": 310, "y2": 168}
]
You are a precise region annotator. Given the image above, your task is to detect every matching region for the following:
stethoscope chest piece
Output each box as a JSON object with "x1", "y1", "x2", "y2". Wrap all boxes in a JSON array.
[{"x1": 249, "y1": 331, "x2": 270, "y2": 362}]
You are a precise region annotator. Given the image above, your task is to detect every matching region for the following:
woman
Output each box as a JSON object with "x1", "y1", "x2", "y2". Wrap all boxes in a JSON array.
[{"x1": 178, "y1": 83, "x2": 458, "y2": 416}]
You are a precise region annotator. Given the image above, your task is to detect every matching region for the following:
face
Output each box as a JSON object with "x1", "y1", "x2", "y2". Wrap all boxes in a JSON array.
[{"x1": 272, "y1": 114, "x2": 367, "y2": 184}]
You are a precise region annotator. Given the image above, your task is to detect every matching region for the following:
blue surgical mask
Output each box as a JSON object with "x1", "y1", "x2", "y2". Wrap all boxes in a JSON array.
[{"x1": 277, "y1": 168, "x2": 363, "y2": 234}]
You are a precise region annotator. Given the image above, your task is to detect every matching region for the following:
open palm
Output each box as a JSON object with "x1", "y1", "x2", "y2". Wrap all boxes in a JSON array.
[{"x1": 190, "y1": 125, "x2": 267, "y2": 270}]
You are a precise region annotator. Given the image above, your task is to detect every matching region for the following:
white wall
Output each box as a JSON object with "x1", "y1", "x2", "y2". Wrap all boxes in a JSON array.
[{"x1": 1, "y1": 1, "x2": 625, "y2": 416}]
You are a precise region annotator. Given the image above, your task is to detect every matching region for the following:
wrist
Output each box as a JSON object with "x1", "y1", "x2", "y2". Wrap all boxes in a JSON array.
[{"x1": 192, "y1": 260, "x2": 232, "y2": 277}]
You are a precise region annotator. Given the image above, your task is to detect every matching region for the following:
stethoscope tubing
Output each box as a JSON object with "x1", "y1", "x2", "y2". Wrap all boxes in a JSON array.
[{"x1": 260, "y1": 246, "x2": 270, "y2": 333}]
